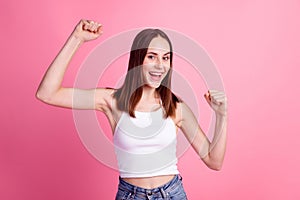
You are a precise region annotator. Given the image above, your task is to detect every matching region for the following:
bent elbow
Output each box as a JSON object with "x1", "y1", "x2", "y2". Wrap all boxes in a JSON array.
[
  {"x1": 202, "y1": 155, "x2": 224, "y2": 171},
  {"x1": 209, "y1": 163, "x2": 223, "y2": 171},
  {"x1": 35, "y1": 90, "x2": 53, "y2": 104}
]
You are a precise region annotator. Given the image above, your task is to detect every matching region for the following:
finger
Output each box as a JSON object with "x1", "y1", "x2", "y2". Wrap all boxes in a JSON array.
[
  {"x1": 211, "y1": 98, "x2": 221, "y2": 105},
  {"x1": 96, "y1": 24, "x2": 103, "y2": 33},
  {"x1": 210, "y1": 90, "x2": 224, "y2": 94},
  {"x1": 88, "y1": 21, "x2": 95, "y2": 31},
  {"x1": 210, "y1": 92, "x2": 225, "y2": 97},
  {"x1": 84, "y1": 20, "x2": 102, "y2": 33},
  {"x1": 208, "y1": 89, "x2": 218, "y2": 94},
  {"x1": 213, "y1": 99, "x2": 224, "y2": 105},
  {"x1": 211, "y1": 94, "x2": 227, "y2": 101},
  {"x1": 77, "y1": 19, "x2": 86, "y2": 30},
  {"x1": 204, "y1": 93, "x2": 211, "y2": 105},
  {"x1": 204, "y1": 92, "x2": 211, "y2": 100},
  {"x1": 213, "y1": 94, "x2": 227, "y2": 99},
  {"x1": 211, "y1": 95, "x2": 226, "y2": 100},
  {"x1": 86, "y1": 19, "x2": 95, "y2": 25},
  {"x1": 85, "y1": 20, "x2": 96, "y2": 30},
  {"x1": 90, "y1": 23, "x2": 98, "y2": 32},
  {"x1": 208, "y1": 90, "x2": 226, "y2": 96},
  {"x1": 212, "y1": 98, "x2": 226, "y2": 104},
  {"x1": 209, "y1": 92, "x2": 226, "y2": 100},
  {"x1": 82, "y1": 21, "x2": 90, "y2": 30},
  {"x1": 211, "y1": 95, "x2": 223, "y2": 100},
  {"x1": 81, "y1": 19, "x2": 89, "y2": 24}
]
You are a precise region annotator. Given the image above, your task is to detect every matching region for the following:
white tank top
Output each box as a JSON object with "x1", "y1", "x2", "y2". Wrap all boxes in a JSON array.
[{"x1": 113, "y1": 106, "x2": 179, "y2": 178}]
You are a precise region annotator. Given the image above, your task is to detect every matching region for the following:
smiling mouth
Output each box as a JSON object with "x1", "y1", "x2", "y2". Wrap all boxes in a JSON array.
[{"x1": 149, "y1": 72, "x2": 163, "y2": 81}]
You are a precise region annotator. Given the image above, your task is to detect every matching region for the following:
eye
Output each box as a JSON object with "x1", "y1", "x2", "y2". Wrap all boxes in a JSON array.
[
  {"x1": 163, "y1": 56, "x2": 170, "y2": 61},
  {"x1": 147, "y1": 55, "x2": 155, "y2": 60}
]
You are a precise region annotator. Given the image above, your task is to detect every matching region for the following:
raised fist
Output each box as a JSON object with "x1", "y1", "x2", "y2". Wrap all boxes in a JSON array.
[
  {"x1": 72, "y1": 19, "x2": 103, "y2": 42},
  {"x1": 204, "y1": 90, "x2": 227, "y2": 116}
]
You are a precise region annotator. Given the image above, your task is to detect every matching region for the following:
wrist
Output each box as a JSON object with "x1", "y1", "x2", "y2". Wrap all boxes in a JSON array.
[
  {"x1": 69, "y1": 32, "x2": 84, "y2": 46},
  {"x1": 215, "y1": 111, "x2": 227, "y2": 118}
]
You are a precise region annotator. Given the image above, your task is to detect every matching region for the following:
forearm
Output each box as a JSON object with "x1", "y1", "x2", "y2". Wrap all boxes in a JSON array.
[
  {"x1": 36, "y1": 34, "x2": 83, "y2": 99},
  {"x1": 207, "y1": 113, "x2": 227, "y2": 169}
]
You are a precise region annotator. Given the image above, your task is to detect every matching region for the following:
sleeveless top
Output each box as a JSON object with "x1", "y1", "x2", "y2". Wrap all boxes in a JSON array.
[{"x1": 113, "y1": 105, "x2": 179, "y2": 178}]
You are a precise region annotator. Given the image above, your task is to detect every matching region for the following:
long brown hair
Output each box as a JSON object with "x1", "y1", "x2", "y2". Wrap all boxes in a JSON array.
[{"x1": 113, "y1": 28, "x2": 181, "y2": 118}]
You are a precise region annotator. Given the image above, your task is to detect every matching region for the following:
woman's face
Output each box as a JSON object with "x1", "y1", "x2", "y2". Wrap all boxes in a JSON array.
[{"x1": 142, "y1": 36, "x2": 171, "y2": 88}]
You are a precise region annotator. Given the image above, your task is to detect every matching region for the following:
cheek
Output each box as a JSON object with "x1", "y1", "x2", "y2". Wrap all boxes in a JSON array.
[
  {"x1": 142, "y1": 66, "x2": 150, "y2": 78},
  {"x1": 164, "y1": 60, "x2": 171, "y2": 68},
  {"x1": 142, "y1": 62, "x2": 155, "y2": 70},
  {"x1": 143, "y1": 57, "x2": 153, "y2": 65},
  {"x1": 165, "y1": 65, "x2": 171, "y2": 72}
]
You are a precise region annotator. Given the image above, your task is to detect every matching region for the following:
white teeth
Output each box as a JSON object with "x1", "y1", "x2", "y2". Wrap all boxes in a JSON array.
[{"x1": 149, "y1": 72, "x2": 162, "y2": 76}]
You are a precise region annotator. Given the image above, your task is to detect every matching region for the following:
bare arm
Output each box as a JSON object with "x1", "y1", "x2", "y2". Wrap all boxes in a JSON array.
[
  {"x1": 178, "y1": 90, "x2": 228, "y2": 170},
  {"x1": 36, "y1": 19, "x2": 111, "y2": 110}
]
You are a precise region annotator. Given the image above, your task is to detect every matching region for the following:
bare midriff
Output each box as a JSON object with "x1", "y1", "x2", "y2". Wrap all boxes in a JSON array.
[{"x1": 122, "y1": 174, "x2": 176, "y2": 189}]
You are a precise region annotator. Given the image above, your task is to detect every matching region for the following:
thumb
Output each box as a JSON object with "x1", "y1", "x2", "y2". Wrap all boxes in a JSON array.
[{"x1": 204, "y1": 92, "x2": 211, "y2": 104}]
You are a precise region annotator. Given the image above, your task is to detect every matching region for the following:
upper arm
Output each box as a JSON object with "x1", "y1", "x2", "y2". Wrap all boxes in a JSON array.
[
  {"x1": 177, "y1": 102, "x2": 210, "y2": 159},
  {"x1": 36, "y1": 87, "x2": 115, "y2": 110}
]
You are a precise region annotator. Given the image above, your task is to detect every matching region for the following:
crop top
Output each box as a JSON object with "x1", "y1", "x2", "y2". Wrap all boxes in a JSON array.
[{"x1": 113, "y1": 106, "x2": 179, "y2": 178}]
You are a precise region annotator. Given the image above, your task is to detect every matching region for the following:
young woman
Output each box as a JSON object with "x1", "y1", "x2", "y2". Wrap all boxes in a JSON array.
[{"x1": 36, "y1": 19, "x2": 227, "y2": 200}]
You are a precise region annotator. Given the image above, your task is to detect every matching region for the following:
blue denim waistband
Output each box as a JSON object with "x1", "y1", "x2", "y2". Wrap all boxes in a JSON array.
[{"x1": 118, "y1": 174, "x2": 182, "y2": 199}]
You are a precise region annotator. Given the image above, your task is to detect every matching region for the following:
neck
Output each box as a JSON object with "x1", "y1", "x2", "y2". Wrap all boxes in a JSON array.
[{"x1": 141, "y1": 85, "x2": 159, "y2": 100}]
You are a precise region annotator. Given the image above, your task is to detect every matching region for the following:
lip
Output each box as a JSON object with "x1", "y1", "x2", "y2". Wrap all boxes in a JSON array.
[
  {"x1": 149, "y1": 71, "x2": 163, "y2": 76},
  {"x1": 148, "y1": 71, "x2": 163, "y2": 82}
]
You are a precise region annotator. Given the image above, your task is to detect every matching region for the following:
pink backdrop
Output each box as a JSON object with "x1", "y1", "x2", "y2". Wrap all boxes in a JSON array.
[{"x1": 1, "y1": 0, "x2": 300, "y2": 199}]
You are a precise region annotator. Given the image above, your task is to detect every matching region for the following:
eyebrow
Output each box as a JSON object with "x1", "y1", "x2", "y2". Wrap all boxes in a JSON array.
[{"x1": 147, "y1": 52, "x2": 171, "y2": 56}]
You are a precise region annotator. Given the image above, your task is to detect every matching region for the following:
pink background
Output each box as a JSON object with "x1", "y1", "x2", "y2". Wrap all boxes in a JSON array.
[{"x1": 1, "y1": 0, "x2": 300, "y2": 199}]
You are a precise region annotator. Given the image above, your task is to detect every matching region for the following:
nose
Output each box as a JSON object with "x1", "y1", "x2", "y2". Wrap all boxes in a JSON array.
[{"x1": 155, "y1": 57, "x2": 163, "y2": 69}]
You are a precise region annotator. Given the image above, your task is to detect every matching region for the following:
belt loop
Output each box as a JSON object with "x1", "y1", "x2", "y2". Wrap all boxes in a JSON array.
[
  {"x1": 160, "y1": 187, "x2": 167, "y2": 199},
  {"x1": 132, "y1": 186, "x2": 137, "y2": 198},
  {"x1": 178, "y1": 174, "x2": 183, "y2": 181}
]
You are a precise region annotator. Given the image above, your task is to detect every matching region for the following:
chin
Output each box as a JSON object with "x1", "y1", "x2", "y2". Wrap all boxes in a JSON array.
[{"x1": 145, "y1": 82, "x2": 162, "y2": 89}]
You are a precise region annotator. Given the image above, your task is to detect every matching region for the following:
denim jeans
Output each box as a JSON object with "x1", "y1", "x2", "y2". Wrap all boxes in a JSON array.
[{"x1": 115, "y1": 174, "x2": 188, "y2": 200}]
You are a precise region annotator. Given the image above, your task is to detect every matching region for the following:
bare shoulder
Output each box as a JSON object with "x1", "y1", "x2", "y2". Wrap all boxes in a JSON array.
[
  {"x1": 173, "y1": 101, "x2": 184, "y2": 127},
  {"x1": 173, "y1": 101, "x2": 194, "y2": 128}
]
